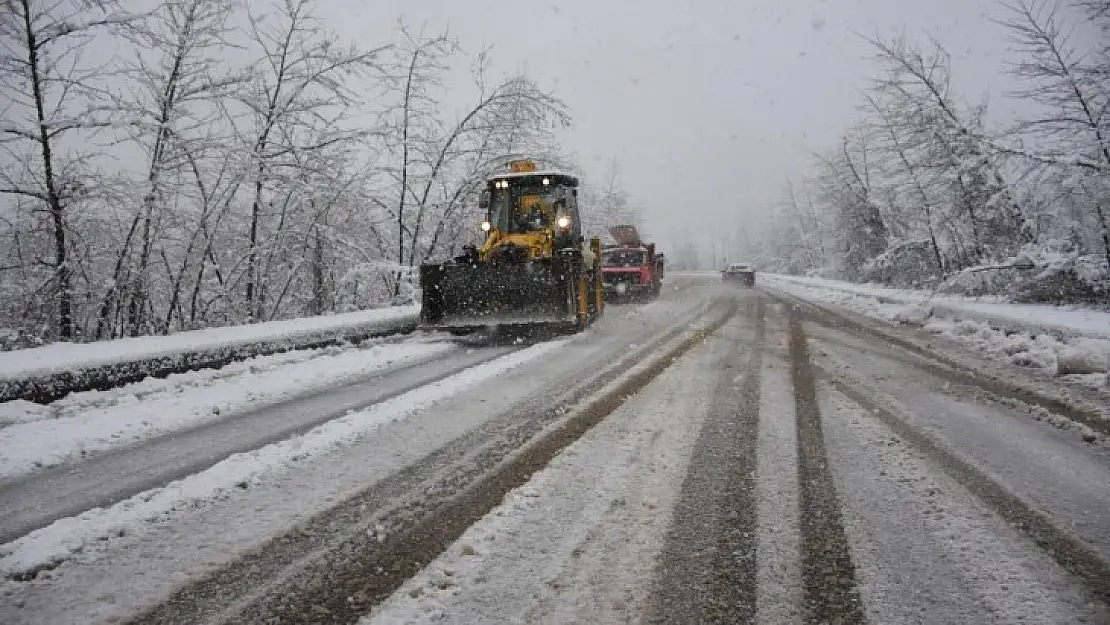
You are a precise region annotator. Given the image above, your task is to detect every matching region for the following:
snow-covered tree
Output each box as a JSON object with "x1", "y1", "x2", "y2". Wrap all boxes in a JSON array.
[
  {"x1": 0, "y1": 0, "x2": 576, "y2": 345},
  {"x1": 579, "y1": 159, "x2": 639, "y2": 241},
  {"x1": 812, "y1": 131, "x2": 889, "y2": 279},
  {"x1": 0, "y1": 0, "x2": 140, "y2": 339},
  {"x1": 867, "y1": 35, "x2": 1029, "y2": 267},
  {"x1": 90, "y1": 0, "x2": 245, "y2": 337},
  {"x1": 996, "y1": 0, "x2": 1110, "y2": 266},
  {"x1": 376, "y1": 24, "x2": 569, "y2": 283},
  {"x1": 234, "y1": 0, "x2": 383, "y2": 321}
]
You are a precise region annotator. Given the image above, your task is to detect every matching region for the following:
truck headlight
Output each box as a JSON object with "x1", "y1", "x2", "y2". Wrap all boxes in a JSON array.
[
  {"x1": 556, "y1": 215, "x2": 570, "y2": 228},
  {"x1": 481, "y1": 220, "x2": 491, "y2": 232}
]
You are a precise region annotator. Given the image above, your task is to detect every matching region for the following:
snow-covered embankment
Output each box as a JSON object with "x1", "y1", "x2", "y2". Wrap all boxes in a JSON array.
[
  {"x1": 0, "y1": 306, "x2": 420, "y2": 404},
  {"x1": 760, "y1": 274, "x2": 1110, "y2": 384}
]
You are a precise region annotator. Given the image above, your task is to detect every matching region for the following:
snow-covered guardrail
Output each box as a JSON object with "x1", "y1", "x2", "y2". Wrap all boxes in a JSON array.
[{"x1": 0, "y1": 306, "x2": 420, "y2": 404}]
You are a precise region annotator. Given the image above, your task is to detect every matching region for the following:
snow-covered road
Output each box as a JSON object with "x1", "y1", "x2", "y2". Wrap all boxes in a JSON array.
[
  {"x1": 0, "y1": 276, "x2": 720, "y2": 623},
  {"x1": 0, "y1": 338, "x2": 455, "y2": 480},
  {"x1": 1, "y1": 275, "x2": 1107, "y2": 624},
  {"x1": 364, "y1": 315, "x2": 719, "y2": 624}
]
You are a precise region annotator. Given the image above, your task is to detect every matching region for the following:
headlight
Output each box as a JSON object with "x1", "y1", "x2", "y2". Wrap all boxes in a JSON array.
[
  {"x1": 480, "y1": 220, "x2": 491, "y2": 232},
  {"x1": 556, "y1": 215, "x2": 570, "y2": 228}
]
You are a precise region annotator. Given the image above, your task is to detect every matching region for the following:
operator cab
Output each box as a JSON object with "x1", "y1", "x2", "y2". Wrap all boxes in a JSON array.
[{"x1": 479, "y1": 161, "x2": 582, "y2": 249}]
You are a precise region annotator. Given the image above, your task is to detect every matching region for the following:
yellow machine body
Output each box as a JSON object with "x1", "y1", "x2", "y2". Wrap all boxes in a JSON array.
[{"x1": 419, "y1": 160, "x2": 603, "y2": 333}]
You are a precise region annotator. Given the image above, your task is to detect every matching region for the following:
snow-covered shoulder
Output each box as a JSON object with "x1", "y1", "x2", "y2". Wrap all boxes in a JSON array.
[
  {"x1": 761, "y1": 274, "x2": 1110, "y2": 340},
  {"x1": 0, "y1": 306, "x2": 419, "y2": 380}
]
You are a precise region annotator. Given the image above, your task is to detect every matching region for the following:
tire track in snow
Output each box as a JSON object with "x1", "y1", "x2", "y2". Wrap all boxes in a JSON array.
[
  {"x1": 135, "y1": 299, "x2": 737, "y2": 625},
  {"x1": 819, "y1": 387, "x2": 1103, "y2": 624},
  {"x1": 645, "y1": 295, "x2": 764, "y2": 624},
  {"x1": 825, "y1": 373, "x2": 1110, "y2": 610},
  {"x1": 363, "y1": 322, "x2": 719, "y2": 624},
  {"x1": 124, "y1": 298, "x2": 720, "y2": 625},
  {"x1": 766, "y1": 288, "x2": 1108, "y2": 436},
  {"x1": 788, "y1": 316, "x2": 865, "y2": 624}
]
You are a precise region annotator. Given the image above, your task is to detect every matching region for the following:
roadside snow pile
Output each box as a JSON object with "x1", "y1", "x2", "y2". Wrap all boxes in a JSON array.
[
  {"x1": 854, "y1": 243, "x2": 1109, "y2": 304},
  {"x1": 762, "y1": 274, "x2": 1110, "y2": 384},
  {"x1": 940, "y1": 251, "x2": 1109, "y2": 305},
  {"x1": 860, "y1": 239, "x2": 943, "y2": 287},
  {"x1": 0, "y1": 339, "x2": 569, "y2": 579},
  {"x1": 0, "y1": 305, "x2": 419, "y2": 403},
  {"x1": 892, "y1": 302, "x2": 934, "y2": 326},
  {"x1": 0, "y1": 400, "x2": 47, "y2": 427},
  {"x1": 0, "y1": 340, "x2": 453, "y2": 480}
]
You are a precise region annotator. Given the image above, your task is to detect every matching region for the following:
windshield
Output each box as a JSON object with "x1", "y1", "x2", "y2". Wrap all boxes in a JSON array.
[
  {"x1": 489, "y1": 185, "x2": 563, "y2": 234},
  {"x1": 604, "y1": 250, "x2": 645, "y2": 267}
]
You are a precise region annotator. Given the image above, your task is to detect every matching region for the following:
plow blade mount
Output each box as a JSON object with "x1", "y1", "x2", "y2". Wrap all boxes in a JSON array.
[{"x1": 420, "y1": 259, "x2": 576, "y2": 332}]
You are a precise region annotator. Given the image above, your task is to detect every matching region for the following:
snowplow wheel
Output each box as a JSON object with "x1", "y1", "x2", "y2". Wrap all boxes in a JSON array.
[
  {"x1": 591, "y1": 237, "x2": 604, "y2": 317},
  {"x1": 577, "y1": 273, "x2": 589, "y2": 325},
  {"x1": 419, "y1": 263, "x2": 447, "y2": 325}
]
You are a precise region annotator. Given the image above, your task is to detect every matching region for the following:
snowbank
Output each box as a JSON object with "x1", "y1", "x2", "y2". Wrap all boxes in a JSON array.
[
  {"x1": 761, "y1": 274, "x2": 1110, "y2": 382},
  {"x1": 0, "y1": 306, "x2": 419, "y2": 403},
  {"x1": 763, "y1": 274, "x2": 1110, "y2": 340},
  {"x1": 0, "y1": 340, "x2": 452, "y2": 480}
]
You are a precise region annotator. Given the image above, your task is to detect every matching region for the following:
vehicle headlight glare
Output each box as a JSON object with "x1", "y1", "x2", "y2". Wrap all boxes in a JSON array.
[
  {"x1": 556, "y1": 215, "x2": 570, "y2": 228},
  {"x1": 481, "y1": 220, "x2": 491, "y2": 232}
]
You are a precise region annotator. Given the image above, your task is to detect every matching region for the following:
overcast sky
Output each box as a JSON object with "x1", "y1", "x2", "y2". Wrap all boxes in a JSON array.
[
  {"x1": 3, "y1": 0, "x2": 1090, "y2": 260},
  {"x1": 297, "y1": 1, "x2": 1082, "y2": 256},
  {"x1": 225, "y1": 1, "x2": 1092, "y2": 259}
]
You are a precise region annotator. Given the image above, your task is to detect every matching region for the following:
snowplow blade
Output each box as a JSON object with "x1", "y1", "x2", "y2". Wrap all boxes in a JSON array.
[{"x1": 419, "y1": 260, "x2": 575, "y2": 332}]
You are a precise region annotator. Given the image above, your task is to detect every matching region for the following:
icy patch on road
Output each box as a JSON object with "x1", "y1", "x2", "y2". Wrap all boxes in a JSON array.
[
  {"x1": 0, "y1": 340, "x2": 453, "y2": 480},
  {"x1": 0, "y1": 339, "x2": 567, "y2": 579}
]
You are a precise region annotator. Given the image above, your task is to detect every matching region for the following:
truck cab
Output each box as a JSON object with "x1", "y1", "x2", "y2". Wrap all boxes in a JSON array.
[{"x1": 601, "y1": 225, "x2": 664, "y2": 301}]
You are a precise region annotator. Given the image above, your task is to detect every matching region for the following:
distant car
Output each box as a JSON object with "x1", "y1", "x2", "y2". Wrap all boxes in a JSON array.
[{"x1": 722, "y1": 263, "x2": 755, "y2": 286}]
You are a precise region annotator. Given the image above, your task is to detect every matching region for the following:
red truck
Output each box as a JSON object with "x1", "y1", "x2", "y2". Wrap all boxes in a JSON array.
[{"x1": 601, "y1": 225, "x2": 665, "y2": 301}]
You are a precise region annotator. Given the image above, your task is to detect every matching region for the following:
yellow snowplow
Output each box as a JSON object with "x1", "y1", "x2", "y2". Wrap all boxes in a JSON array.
[{"x1": 419, "y1": 160, "x2": 604, "y2": 334}]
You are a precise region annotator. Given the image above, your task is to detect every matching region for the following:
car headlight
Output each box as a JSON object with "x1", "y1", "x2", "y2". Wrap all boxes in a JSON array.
[
  {"x1": 481, "y1": 220, "x2": 491, "y2": 232},
  {"x1": 556, "y1": 215, "x2": 570, "y2": 228}
]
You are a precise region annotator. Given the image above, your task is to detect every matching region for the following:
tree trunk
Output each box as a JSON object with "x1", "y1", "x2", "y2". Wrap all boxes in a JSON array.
[
  {"x1": 23, "y1": 1, "x2": 73, "y2": 338},
  {"x1": 394, "y1": 47, "x2": 420, "y2": 298},
  {"x1": 127, "y1": 193, "x2": 158, "y2": 335},
  {"x1": 311, "y1": 223, "x2": 326, "y2": 315},
  {"x1": 246, "y1": 171, "x2": 264, "y2": 321},
  {"x1": 1096, "y1": 200, "x2": 1110, "y2": 270}
]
